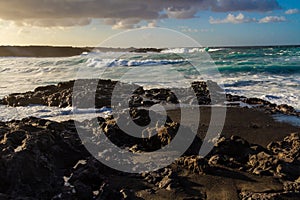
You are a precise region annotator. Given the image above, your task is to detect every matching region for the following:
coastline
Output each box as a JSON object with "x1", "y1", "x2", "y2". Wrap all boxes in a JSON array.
[
  {"x1": 0, "y1": 46, "x2": 165, "y2": 57},
  {"x1": 0, "y1": 79, "x2": 299, "y2": 199}
]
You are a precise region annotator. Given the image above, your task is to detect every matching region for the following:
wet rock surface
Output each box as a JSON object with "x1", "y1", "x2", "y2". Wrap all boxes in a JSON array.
[
  {"x1": 2, "y1": 79, "x2": 300, "y2": 118},
  {"x1": 0, "y1": 79, "x2": 212, "y2": 108},
  {"x1": 226, "y1": 94, "x2": 300, "y2": 117},
  {"x1": 0, "y1": 113, "x2": 299, "y2": 199}
]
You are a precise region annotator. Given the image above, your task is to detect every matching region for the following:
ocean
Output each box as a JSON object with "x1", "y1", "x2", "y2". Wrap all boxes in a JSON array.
[{"x1": 0, "y1": 46, "x2": 300, "y2": 123}]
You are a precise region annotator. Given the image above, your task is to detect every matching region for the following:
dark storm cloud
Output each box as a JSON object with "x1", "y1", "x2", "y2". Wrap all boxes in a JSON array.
[
  {"x1": 210, "y1": 0, "x2": 280, "y2": 12},
  {"x1": 0, "y1": 0, "x2": 281, "y2": 28}
]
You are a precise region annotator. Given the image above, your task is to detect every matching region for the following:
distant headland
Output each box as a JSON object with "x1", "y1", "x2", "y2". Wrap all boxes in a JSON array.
[
  {"x1": 0, "y1": 45, "x2": 299, "y2": 57},
  {"x1": 0, "y1": 46, "x2": 165, "y2": 57}
]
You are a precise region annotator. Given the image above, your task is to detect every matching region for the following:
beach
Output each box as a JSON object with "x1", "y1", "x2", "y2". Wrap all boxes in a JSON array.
[{"x1": 0, "y1": 77, "x2": 299, "y2": 199}]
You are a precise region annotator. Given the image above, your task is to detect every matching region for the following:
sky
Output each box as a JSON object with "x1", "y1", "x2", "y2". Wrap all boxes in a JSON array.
[{"x1": 0, "y1": 0, "x2": 299, "y2": 47}]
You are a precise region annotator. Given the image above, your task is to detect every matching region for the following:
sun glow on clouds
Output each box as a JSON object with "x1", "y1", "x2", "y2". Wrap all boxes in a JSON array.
[
  {"x1": 209, "y1": 13, "x2": 287, "y2": 24},
  {"x1": 0, "y1": 19, "x2": 116, "y2": 46}
]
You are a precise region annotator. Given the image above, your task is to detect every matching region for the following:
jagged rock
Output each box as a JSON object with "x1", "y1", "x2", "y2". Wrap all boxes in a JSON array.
[
  {"x1": 284, "y1": 177, "x2": 300, "y2": 193},
  {"x1": 284, "y1": 181, "x2": 300, "y2": 194},
  {"x1": 267, "y1": 133, "x2": 300, "y2": 163},
  {"x1": 208, "y1": 135, "x2": 261, "y2": 169},
  {"x1": 158, "y1": 176, "x2": 172, "y2": 189},
  {"x1": 245, "y1": 134, "x2": 300, "y2": 179},
  {"x1": 143, "y1": 168, "x2": 169, "y2": 184},
  {"x1": 239, "y1": 191, "x2": 300, "y2": 200},
  {"x1": 176, "y1": 155, "x2": 209, "y2": 174},
  {"x1": 248, "y1": 152, "x2": 278, "y2": 175},
  {"x1": 142, "y1": 167, "x2": 180, "y2": 191},
  {"x1": 129, "y1": 94, "x2": 143, "y2": 107},
  {"x1": 243, "y1": 97, "x2": 270, "y2": 106},
  {"x1": 248, "y1": 151, "x2": 279, "y2": 176},
  {"x1": 0, "y1": 117, "x2": 89, "y2": 199},
  {"x1": 276, "y1": 104, "x2": 296, "y2": 115},
  {"x1": 208, "y1": 154, "x2": 227, "y2": 166},
  {"x1": 226, "y1": 94, "x2": 246, "y2": 102},
  {"x1": 2, "y1": 79, "x2": 300, "y2": 118},
  {"x1": 129, "y1": 48, "x2": 164, "y2": 53},
  {"x1": 58, "y1": 157, "x2": 124, "y2": 200},
  {"x1": 0, "y1": 80, "x2": 214, "y2": 108}
]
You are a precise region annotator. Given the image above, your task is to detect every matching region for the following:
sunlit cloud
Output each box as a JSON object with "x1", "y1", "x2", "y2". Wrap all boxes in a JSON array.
[
  {"x1": 259, "y1": 16, "x2": 286, "y2": 23},
  {"x1": 210, "y1": 13, "x2": 287, "y2": 24},
  {"x1": 209, "y1": 13, "x2": 256, "y2": 24},
  {"x1": 285, "y1": 9, "x2": 299, "y2": 15}
]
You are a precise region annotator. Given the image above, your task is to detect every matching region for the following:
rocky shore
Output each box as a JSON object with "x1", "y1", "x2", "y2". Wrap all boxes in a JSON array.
[
  {"x1": 0, "y1": 115, "x2": 299, "y2": 199},
  {"x1": 0, "y1": 79, "x2": 300, "y2": 199},
  {"x1": 1, "y1": 79, "x2": 299, "y2": 117}
]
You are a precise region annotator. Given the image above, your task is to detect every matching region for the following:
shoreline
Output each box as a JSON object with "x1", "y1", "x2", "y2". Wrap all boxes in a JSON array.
[
  {"x1": 0, "y1": 79, "x2": 299, "y2": 148},
  {"x1": 1, "y1": 79, "x2": 299, "y2": 115},
  {"x1": 0, "y1": 79, "x2": 300, "y2": 199}
]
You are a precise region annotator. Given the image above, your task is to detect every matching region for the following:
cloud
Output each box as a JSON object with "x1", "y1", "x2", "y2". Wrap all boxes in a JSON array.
[
  {"x1": 210, "y1": 13, "x2": 287, "y2": 24},
  {"x1": 181, "y1": 28, "x2": 199, "y2": 33},
  {"x1": 15, "y1": 18, "x2": 92, "y2": 27},
  {"x1": 0, "y1": 0, "x2": 281, "y2": 29},
  {"x1": 104, "y1": 18, "x2": 141, "y2": 29},
  {"x1": 209, "y1": 0, "x2": 280, "y2": 12},
  {"x1": 259, "y1": 16, "x2": 286, "y2": 23},
  {"x1": 165, "y1": 7, "x2": 197, "y2": 19},
  {"x1": 209, "y1": 13, "x2": 256, "y2": 24},
  {"x1": 181, "y1": 28, "x2": 214, "y2": 33},
  {"x1": 285, "y1": 9, "x2": 299, "y2": 15},
  {"x1": 143, "y1": 21, "x2": 158, "y2": 28},
  {"x1": 179, "y1": 26, "x2": 213, "y2": 33}
]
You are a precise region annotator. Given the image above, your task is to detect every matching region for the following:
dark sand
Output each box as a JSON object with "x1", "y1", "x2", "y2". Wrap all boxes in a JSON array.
[
  {"x1": 137, "y1": 107, "x2": 299, "y2": 199},
  {"x1": 168, "y1": 106, "x2": 299, "y2": 147}
]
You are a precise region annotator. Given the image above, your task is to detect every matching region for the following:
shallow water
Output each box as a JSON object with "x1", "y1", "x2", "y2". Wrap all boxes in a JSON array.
[{"x1": 0, "y1": 105, "x2": 112, "y2": 122}]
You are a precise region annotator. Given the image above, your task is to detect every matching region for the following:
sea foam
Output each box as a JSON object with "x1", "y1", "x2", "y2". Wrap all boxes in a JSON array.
[{"x1": 0, "y1": 47, "x2": 299, "y2": 111}]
